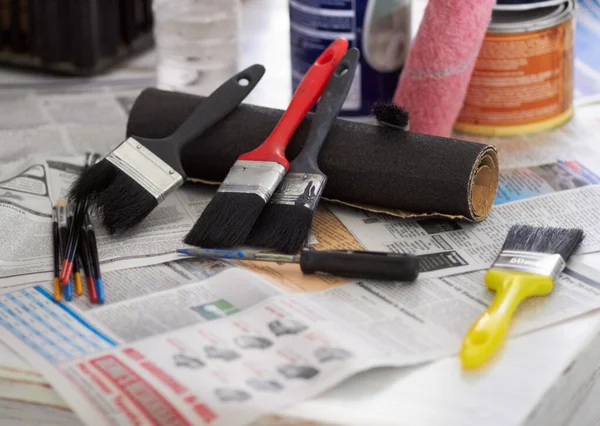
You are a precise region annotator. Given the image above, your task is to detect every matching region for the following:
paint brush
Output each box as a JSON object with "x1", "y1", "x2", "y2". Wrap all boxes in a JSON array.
[
  {"x1": 59, "y1": 152, "x2": 100, "y2": 285},
  {"x1": 177, "y1": 247, "x2": 420, "y2": 282},
  {"x1": 51, "y1": 207, "x2": 61, "y2": 302},
  {"x1": 56, "y1": 199, "x2": 73, "y2": 301},
  {"x1": 246, "y1": 48, "x2": 360, "y2": 254},
  {"x1": 184, "y1": 38, "x2": 349, "y2": 248},
  {"x1": 68, "y1": 64, "x2": 265, "y2": 233},
  {"x1": 372, "y1": 103, "x2": 410, "y2": 131},
  {"x1": 460, "y1": 225, "x2": 584, "y2": 369},
  {"x1": 67, "y1": 204, "x2": 83, "y2": 296},
  {"x1": 78, "y1": 220, "x2": 98, "y2": 303},
  {"x1": 84, "y1": 214, "x2": 104, "y2": 304}
]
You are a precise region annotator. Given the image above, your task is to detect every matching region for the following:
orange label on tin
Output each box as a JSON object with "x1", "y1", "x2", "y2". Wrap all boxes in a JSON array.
[{"x1": 456, "y1": 19, "x2": 573, "y2": 128}]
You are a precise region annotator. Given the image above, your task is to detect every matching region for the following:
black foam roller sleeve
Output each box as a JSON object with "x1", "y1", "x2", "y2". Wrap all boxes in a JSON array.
[{"x1": 126, "y1": 88, "x2": 499, "y2": 221}]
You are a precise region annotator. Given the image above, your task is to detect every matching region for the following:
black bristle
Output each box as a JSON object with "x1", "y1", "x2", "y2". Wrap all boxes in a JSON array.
[
  {"x1": 246, "y1": 204, "x2": 314, "y2": 254},
  {"x1": 184, "y1": 193, "x2": 266, "y2": 248},
  {"x1": 372, "y1": 102, "x2": 410, "y2": 130},
  {"x1": 94, "y1": 172, "x2": 158, "y2": 233},
  {"x1": 68, "y1": 160, "x2": 118, "y2": 204},
  {"x1": 501, "y1": 225, "x2": 585, "y2": 261}
]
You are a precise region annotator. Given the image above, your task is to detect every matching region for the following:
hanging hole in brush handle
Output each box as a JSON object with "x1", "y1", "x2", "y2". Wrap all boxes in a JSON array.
[
  {"x1": 291, "y1": 48, "x2": 360, "y2": 174},
  {"x1": 166, "y1": 64, "x2": 266, "y2": 151},
  {"x1": 460, "y1": 280, "x2": 526, "y2": 369},
  {"x1": 239, "y1": 38, "x2": 349, "y2": 168}
]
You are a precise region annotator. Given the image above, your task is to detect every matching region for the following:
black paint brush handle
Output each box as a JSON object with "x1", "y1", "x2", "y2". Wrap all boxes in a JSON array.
[
  {"x1": 163, "y1": 64, "x2": 265, "y2": 151},
  {"x1": 289, "y1": 48, "x2": 360, "y2": 174},
  {"x1": 299, "y1": 247, "x2": 420, "y2": 282}
]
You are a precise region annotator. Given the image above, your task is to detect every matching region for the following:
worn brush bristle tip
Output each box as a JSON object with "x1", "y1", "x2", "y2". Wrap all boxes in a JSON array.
[
  {"x1": 94, "y1": 172, "x2": 158, "y2": 233},
  {"x1": 246, "y1": 204, "x2": 314, "y2": 254},
  {"x1": 184, "y1": 193, "x2": 266, "y2": 248},
  {"x1": 501, "y1": 225, "x2": 585, "y2": 261},
  {"x1": 68, "y1": 160, "x2": 118, "y2": 203},
  {"x1": 372, "y1": 103, "x2": 409, "y2": 130}
]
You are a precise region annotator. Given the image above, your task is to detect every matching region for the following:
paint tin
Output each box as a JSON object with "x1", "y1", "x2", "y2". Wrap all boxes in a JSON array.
[
  {"x1": 454, "y1": 0, "x2": 575, "y2": 136},
  {"x1": 494, "y1": 0, "x2": 569, "y2": 10},
  {"x1": 289, "y1": 0, "x2": 411, "y2": 117}
]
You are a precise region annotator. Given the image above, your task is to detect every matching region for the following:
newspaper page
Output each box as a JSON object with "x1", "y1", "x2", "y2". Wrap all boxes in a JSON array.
[
  {"x1": 0, "y1": 259, "x2": 599, "y2": 426},
  {"x1": 330, "y1": 183, "x2": 600, "y2": 279},
  {"x1": 0, "y1": 153, "x2": 222, "y2": 287},
  {"x1": 242, "y1": 207, "x2": 364, "y2": 293}
]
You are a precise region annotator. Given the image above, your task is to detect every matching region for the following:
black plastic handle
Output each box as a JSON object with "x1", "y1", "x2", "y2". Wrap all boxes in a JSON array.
[
  {"x1": 289, "y1": 48, "x2": 360, "y2": 174},
  {"x1": 165, "y1": 64, "x2": 265, "y2": 151},
  {"x1": 299, "y1": 247, "x2": 420, "y2": 282}
]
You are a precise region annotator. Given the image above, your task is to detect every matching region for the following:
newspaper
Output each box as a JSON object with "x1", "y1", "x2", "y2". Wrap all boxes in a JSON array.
[
  {"x1": 0, "y1": 153, "x2": 225, "y2": 288},
  {"x1": 330, "y1": 167, "x2": 600, "y2": 279},
  {"x1": 242, "y1": 207, "x2": 364, "y2": 293},
  {"x1": 495, "y1": 159, "x2": 600, "y2": 204},
  {"x1": 0, "y1": 257, "x2": 598, "y2": 426}
]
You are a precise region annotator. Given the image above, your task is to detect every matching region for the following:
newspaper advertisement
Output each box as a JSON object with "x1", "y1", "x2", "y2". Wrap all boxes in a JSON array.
[
  {"x1": 0, "y1": 257, "x2": 599, "y2": 426},
  {"x1": 495, "y1": 159, "x2": 600, "y2": 204},
  {"x1": 0, "y1": 153, "x2": 221, "y2": 288},
  {"x1": 330, "y1": 184, "x2": 600, "y2": 279}
]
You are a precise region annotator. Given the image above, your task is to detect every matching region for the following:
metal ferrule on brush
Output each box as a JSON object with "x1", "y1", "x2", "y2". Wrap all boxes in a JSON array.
[
  {"x1": 217, "y1": 160, "x2": 287, "y2": 202},
  {"x1": 491, "y1": 250, "x2": 566, "y2": 278},
  {"x1": 105, "y1": 138, "x2": 184, "y2": 203},
  {"x1": 269, "y1": 173, "x2": 326, "y2": 210}
]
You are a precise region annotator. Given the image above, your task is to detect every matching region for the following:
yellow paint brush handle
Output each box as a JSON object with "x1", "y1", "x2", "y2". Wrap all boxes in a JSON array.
[{"x1": 460, "y1": 270, "x2": 554, "y2": 369}]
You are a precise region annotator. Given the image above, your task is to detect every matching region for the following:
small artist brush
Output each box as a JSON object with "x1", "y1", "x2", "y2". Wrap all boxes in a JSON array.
[
  {"x1": 184, "y1": 38, "x2": 349, "y2": 248},
  {"x1": 460, "y1": 224, "x2": 584, "y2": 369},
  {"x1": 59, "y1": 152, "x2": 100, "y2": 284},
  {"x1": 67, "y1": 204, "x2": 83, "y2": 296},
  {"x1": 84, "y1": 214, "x2": 104, "y2": 304},
  {"x1": 68, "y1": 65, "x2": 265, "y2": 233},
  {"x1": 56, "y1": 199, "x2": 73, "y2": 301},
  {"x1": 246, "y1": 48, "x2": 360, "y2": 254},
  {"x1": 78, "y1": 218, "x2": 98, "y2": 303},
  {"x1": 177, "y1": 247, "x2": 420, "y2": 282},
  {"x1": 51, "y1": 207, "x2": 61, "y2": 302}
]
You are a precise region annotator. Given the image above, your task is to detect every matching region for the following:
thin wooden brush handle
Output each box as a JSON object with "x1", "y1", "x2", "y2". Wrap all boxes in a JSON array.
[
  {"x1": 239, "y1": 38, "x2": 349, "y2": 169},
  {"x1": 289, "y1": 48, "x2": 360, "y2": 174},
  {"x1": 166, "y1": 64, "x2": 266, "y2": 151}
]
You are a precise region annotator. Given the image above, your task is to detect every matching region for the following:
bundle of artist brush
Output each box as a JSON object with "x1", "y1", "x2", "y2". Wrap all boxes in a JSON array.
[{"x1": 53, "y1": 153, "x2": 104, "y2": 304}]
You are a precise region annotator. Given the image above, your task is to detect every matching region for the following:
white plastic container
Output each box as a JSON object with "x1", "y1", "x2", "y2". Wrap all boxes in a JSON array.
[{"x1": 153, "y1": 0, "x2": 240, "y2": 95}]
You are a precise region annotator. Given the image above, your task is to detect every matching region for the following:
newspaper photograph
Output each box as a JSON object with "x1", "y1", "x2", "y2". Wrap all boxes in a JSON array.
[{"x1": 0, "y1": 257, "x2": 599, "y2": 426}]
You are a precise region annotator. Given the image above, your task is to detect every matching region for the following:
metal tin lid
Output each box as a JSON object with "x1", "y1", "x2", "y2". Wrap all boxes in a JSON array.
[
  {"x1": 494, "y1": 0, "x2": 566, "y2": 10},
  {"x1": 489, "y1": 0, "x2": 574, "y2": 33}
]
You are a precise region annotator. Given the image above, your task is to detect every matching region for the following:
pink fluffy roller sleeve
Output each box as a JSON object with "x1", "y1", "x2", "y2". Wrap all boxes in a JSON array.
[{"x1": 393, "y1": 0, "x2": 496, "y2": 137}]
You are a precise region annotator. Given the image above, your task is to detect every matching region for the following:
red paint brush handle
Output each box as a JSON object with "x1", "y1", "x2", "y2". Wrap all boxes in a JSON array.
[{"x1": 239, "y1": 38, "x2": 348, "y2": 168}]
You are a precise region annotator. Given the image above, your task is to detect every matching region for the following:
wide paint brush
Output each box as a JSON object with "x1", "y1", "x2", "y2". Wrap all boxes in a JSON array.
[
  {"x1": 68, "y1": 64, "x2": 265, "y2": 233},
  {"x1": 184, "y1": 38, "x2": 349, "y2": 248},
  {"x1": 246, "y1": 48, "x2": 360, "y2": 254},
  {"x1": 460, "y1": 224, "x2": 584, "y2": 369}
]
